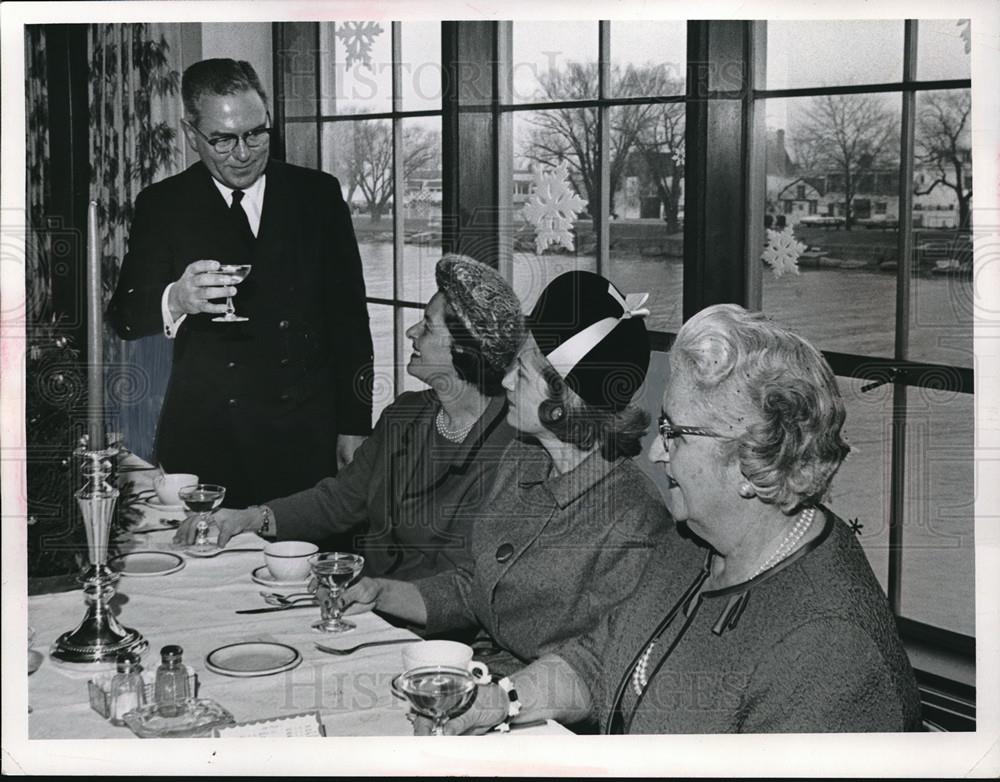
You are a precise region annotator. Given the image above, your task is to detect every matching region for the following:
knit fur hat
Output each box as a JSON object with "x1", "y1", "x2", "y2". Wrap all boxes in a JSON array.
[{"x1": 435, "y1": 255, "x2": 523, "y2": 374}]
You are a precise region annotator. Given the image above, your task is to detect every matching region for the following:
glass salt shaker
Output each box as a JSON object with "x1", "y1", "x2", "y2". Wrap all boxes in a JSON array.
[
  {"x1": 154, "y1": 644, "x2": 190, "y2": 718},
  {"x1": 109, "y1": 652, "x2": 146, "y2": 726}
]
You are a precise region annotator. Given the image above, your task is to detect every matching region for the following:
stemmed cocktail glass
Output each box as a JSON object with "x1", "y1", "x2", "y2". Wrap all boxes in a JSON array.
[
  {"x1": 395, "y1": 666, "x2": 478, "y2": 736},
  {"x1": 310, "y1": 552, "x2": 365, "y2": 633},
  {"x1": 178, "y1": 483, "x2": 226, "y2": 553},
  {"x1": 213, "y1": 263, "x2": 251, "y2": 322}
]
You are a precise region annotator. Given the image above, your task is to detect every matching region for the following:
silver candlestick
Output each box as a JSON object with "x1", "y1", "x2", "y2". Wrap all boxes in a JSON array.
[{"x1": 50, "y1": 446, "x2": 146, "y2": 664}]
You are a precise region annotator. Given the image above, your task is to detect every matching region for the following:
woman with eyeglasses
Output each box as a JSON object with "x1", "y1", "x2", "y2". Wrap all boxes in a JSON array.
[
  {"x1": 341, "y1": 271, "x2": 699, "y2": 679},
  {"x1": 423, "y1": 303, "x2": 921, "y2": 735}
]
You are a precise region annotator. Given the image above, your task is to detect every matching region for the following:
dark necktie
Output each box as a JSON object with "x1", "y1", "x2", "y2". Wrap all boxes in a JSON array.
[{"x1": 231, "y1": 189, "x2": 255, "y2": 244}]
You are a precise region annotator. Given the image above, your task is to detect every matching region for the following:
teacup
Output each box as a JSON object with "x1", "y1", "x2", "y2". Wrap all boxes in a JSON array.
[
  {"x1": 264, "y1": 540, "x2": 319, "y2": 582},
  {"x1": 401, "y1": 640, "x2": 490, "y2": 684},
  {"x1": 154, "y1": 473, "x2": 199, "y2": 506}
]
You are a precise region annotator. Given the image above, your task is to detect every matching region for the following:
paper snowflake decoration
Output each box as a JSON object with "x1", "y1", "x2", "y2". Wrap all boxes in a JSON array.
[
  {"x1": 336, "y1": 21, "x2": 384, "y2": 70},
  {"x1": 521, "y1": 161, "x2": 588, "y2": 255},
  {"x1": 957, "y1": 19, "x2": 971, "y2": 55},
  {"x1": 761, "y1": 226, "x2": 807, "y2": 278}
]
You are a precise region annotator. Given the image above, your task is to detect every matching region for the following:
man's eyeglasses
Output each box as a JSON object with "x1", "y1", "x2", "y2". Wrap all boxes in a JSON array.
[
  {"x1": 185, "y1": 114, "x2": 272, "y2": 155},
  {"x1": 657, "y1": 414, "x2": 724, "y2": 447}
]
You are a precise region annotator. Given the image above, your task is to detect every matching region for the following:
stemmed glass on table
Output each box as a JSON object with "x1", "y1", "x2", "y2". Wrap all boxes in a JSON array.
[
  {"x1": 310, "y1": 552, "x2": 365, "y2": 633},
  {"x1": 178, "y1": 484, "x2": 226, "y2": 553},
  {"x1": 395, "y1": 666, "x2": 479, "y2": 736},
  {"x1": 213, "y1": 263, "x2": 252, "y2": 323}
]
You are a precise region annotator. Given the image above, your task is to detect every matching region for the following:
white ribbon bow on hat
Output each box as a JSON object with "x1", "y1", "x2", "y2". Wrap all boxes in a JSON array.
[{"x1": 545, "y1": 284, "x2": 651, "y2": 379}]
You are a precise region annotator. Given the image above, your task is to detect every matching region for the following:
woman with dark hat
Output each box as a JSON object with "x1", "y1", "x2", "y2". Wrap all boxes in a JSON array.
[
  {"x1": 175, "y1": 254, "x2": 523, "y2": 581},
  {"x1": 342, "y1": 271, "x2": 700, "y2": 674}
]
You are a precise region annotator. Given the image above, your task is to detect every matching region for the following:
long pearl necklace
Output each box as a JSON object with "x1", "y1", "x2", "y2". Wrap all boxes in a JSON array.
[
  {"x1": 748, "y1": 506, "x2": 817, "y2": 581},
  {"x1": 435, "y1": 408, "x2": 476, "y2": 442},
  {"x1": 630, "y1": 506, "x2": 817, "y2": 696}
]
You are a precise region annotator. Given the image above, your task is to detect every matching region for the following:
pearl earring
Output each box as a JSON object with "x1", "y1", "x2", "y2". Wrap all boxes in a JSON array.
[
  {"x1": 738, "y1": 482, "x2": 756, "y2": 499},
  {"x1": 550, "y1": 405, "x2": 564, "y2": 421}
]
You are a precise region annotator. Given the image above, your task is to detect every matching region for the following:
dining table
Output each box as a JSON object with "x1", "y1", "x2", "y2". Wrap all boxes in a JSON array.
[{"x1": 26, "y1": 457, "x2": 571, "y2": 741}]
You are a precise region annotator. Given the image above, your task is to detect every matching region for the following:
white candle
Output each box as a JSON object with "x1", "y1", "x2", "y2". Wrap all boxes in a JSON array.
[{"x1": 87, "y1": 200, "x2": 103, "y2": 450}]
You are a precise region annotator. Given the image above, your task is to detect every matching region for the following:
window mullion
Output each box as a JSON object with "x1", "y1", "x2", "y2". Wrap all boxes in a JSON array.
[
  {"x1": 597, "y1": 21, "x2": 610, "y2": 276},
  {"x1": 887, "y1": 19, "x2": 921, "y2": 617},
  {"x1": 391, "y1": 22, "x2": 405, "y2": 396}
]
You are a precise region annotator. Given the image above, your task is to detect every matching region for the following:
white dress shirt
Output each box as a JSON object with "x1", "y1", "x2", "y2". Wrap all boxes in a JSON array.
[{"x1": 161, "y1": 174, "x2": 266, "y2": 338}]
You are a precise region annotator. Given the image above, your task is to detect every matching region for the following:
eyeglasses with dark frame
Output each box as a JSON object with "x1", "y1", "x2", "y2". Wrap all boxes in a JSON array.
[
  {"x1": 657, "y1": 414, "x2": 724, "y2": 448},
  {"x1": 185, "y1": 113, "x2": 272, "y2": 155}
]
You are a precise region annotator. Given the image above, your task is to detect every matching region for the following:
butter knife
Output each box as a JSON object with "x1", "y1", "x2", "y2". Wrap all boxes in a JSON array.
[{"x1": 235, "y1": 602, "x2": 318, "y2": 615}]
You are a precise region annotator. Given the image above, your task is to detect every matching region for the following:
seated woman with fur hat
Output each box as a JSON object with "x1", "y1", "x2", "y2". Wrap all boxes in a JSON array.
[{"x1": 175, "y1": 254, "x2": 524, "y2": 582}]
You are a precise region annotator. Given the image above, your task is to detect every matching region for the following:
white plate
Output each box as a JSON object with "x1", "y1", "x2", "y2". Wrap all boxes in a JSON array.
[
  {"x1": 250, "y1": 564, "x2": 311, "y2": 590},
  {"x1": 205, "y1": 642, "x2": 302, "y2": 678},
  {"x1": 110, "y1": 551, "x2": 185, "y2": 577}
]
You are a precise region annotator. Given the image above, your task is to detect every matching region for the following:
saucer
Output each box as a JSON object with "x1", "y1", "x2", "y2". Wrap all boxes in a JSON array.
[
  {"x1": 110, "y1": 551, "x2": 186, "y2": 577},
  {"x1": 205, "y1": 642, "x2": 302, "y2": 678},
  {"x1": 250, "y1": 565, "x2": 311, "y2": 590},
  {"x1": 143, "y1": 497, "x2": 186, "y2": 513}
]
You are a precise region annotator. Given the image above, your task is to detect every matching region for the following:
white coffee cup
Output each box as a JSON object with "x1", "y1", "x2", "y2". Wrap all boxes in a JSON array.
[
  {"x1": 154, "y1": 473, "x2": 199, "y2": 506},
  {"x1": 401, "y1": 640, "x2": 490, "y2": 684},
  {"x1": 263, "y1": 540, "x2": 319, "y2": 582}
]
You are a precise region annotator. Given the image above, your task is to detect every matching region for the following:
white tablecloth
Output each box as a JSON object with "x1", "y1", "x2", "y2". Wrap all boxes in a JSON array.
[{"x1": 27, "y1": 461, "x2": 570, "y2": 740}]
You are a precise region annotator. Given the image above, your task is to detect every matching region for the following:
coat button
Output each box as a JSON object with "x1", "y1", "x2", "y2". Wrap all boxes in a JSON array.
[
  {"x1": 495, "y1": 543, "x2": 514, "y2": 563},
  {"x1": 228, "y1": 398, "x2": 238, "y2": 408},
  {"x1": 279, "y1": 358, "x2": 290, "y2": 367},
  {"x1": 278, "y1": 319, "x2": 290, "y2": 330},
  {"x1": 227, "y1": 361, "x2": 236, "y2": 369},
  {"x1": 279, "y1": 393, "x2": 290, "y2": 402}
]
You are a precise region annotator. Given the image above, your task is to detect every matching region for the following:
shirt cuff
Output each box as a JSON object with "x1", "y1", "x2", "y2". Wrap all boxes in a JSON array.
[{"x1": 161, "y1": 283, "x2": 187, "y2": 339}]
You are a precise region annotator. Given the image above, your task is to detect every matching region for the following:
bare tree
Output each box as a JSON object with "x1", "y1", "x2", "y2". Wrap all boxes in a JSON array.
[
  {"x1": 523, "y1": 62, "x2": 661, "y2": 226},
  {"x1": 791, "y1": 94, "x2": 899, "y2": 229},
  {"x1": 629, "y1": 65, "x2": 686, "y2": 232},
  {"x1": 914, "y1": 90, "x2": 972, "y2": 229},
  {"x1": 342, "y1": 120, "x2": 439, "y2": 222}
]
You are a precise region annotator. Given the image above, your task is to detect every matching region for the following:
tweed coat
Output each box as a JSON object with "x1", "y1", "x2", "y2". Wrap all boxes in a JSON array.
[{"x1": 269, "y1": 391, "x2": 516, "y2": 580}]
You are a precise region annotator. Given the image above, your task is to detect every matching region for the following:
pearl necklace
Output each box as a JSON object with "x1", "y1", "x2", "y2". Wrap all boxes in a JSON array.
[
  {"x1": 748, "y1": 506, "x2": 816, "y2": 581},
  {"x1": 435, "y1": 408, "x2": 476, "y2": 442},
  {"x1": 630, "y1": 507, "x2": 817, "y2": 697}
]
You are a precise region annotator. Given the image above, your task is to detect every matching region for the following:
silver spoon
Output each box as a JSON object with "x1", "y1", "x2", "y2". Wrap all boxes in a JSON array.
[
  {"x1": 261, "y1": 591, "x2": 315, "y2": 606},
  {"x1": 315, "y1": 639, "x2": 414, "y2": 656},
  {"x1": 183, "y1": 547, "x2": 263, "y2": 558}
]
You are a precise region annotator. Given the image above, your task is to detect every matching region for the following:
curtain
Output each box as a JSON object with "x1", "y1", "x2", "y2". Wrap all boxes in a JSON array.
[
  {"x1": 25, "y1": 25, "x2": 51, "y2": 323},
  {"x1": 89, "y1": 23, "x2": 183, "y2": 461}
]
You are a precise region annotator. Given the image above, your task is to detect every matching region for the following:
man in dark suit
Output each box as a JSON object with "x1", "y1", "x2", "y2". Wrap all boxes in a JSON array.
[{"x1": 108, "y1": 59, "x2": 374, "y2": 508}]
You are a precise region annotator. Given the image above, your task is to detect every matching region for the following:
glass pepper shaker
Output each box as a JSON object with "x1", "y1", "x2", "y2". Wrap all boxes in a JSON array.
[
  {"x1": 154, "y1": 644, "x2": 190, "y2": 718},
  {"x1": 109, "y1": 652, "x2": 146, "y2": 726}
]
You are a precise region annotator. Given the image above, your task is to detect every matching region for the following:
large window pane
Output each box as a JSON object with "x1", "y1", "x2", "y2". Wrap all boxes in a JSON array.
[
  {"x1": 321, "y1": 119, "x2": 394, "y2": 300},
  {"x1": 511, "y1": 110, "x2": 596, "y2": 309},
  {"x1": 900, "y1": 388, "x2": 975, "y2": 635},
  {"x1": 401, "y1": 22, "x2": 441, "y2": 111},
  {"x1": 605, "y1": 104, "x2": 684, "y2": 334},
  {"x1": 401, "y1": 117, "x2": 442, "y2": 304},
  {"x1": 831, "y1": 377, "x2": 893, "y2": 592},
  {"x1": 910, "y1": 89, "x2": 973, "y2": 368},
  {"x1": 917, "y1": 19, "x2": 972, "y2": 81},
  {"x1": 609, "y1": 21, "x2": 686, "y2": 99},
  {"x1": 765, "y1": 21, "x2": 904, "y2": 90},
  {"x1": 761, "y1": 95, "x2": 901, "y2": 357},
  {"x1": 511, "y1": 21, "x2": 598, "y2": 104},
  {"x1": 319, "y1": 20, "x2": 391, "y2": 115}
]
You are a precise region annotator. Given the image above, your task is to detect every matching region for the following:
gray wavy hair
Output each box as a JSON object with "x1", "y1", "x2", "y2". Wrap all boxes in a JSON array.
[{"x1": 670, "y1": 303, "x2": 850, "y2": 512}]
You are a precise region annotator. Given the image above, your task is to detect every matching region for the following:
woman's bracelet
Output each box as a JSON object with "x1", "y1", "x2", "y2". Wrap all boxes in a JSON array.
[
  {"x1": 492, "y1": 677, "x2": 522, "y2": 733},
  {"x1": 253, "y1": 505, "x2": 274, "y2": 537}
]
